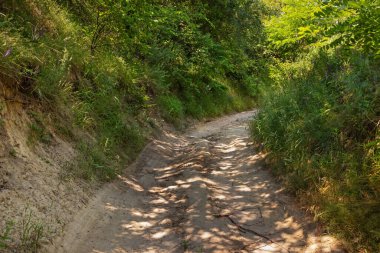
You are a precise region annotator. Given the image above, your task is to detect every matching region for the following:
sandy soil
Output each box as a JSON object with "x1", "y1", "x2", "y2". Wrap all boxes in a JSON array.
[
  {"x1": 46, "y1": 110, "x2": 345, "y2": 253},
  {"x1": 0, "y1": 87, "x2": 92, "y2": 251}
]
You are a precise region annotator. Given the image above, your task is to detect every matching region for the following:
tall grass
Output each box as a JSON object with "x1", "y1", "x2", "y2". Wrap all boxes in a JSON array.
[{"x1": 252, "y1": 48, "x2": 380, "y2": 251}]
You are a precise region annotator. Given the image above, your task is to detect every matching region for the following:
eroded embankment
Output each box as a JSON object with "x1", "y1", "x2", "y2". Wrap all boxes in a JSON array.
[{"x1": 0, "y1": 87, "x2": 93, "y2": 251}]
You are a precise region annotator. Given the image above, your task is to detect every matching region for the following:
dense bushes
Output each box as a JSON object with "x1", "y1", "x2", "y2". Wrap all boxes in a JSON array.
[{"x1": 253, "y1": 0, "x2": 380, "y2": 251}]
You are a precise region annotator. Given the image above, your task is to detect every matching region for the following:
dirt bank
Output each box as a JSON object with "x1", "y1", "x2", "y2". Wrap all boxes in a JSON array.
[{"x1": 0, "y1": 88, "x2": 93, "y2": 251}]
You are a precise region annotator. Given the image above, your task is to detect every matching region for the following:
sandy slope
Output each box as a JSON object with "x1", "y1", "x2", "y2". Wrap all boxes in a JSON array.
[
  {"x1": 0, "y1": 87, "x2": 92, "y2": 251},
  {"x1": 46, "y1": 111, "x2": 345, "y2": 253}
]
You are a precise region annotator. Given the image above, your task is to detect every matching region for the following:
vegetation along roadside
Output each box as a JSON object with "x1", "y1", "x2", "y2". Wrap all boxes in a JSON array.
[{"x1": 252, "y1": 0, "x2": 379, "y2": 252}]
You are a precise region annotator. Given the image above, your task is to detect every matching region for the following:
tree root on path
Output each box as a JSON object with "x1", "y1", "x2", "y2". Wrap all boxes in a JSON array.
[
  {"x1": 212, "y1": 213, "x2": 274, "y2": 243},
  {"x1": 213, "y1": 213, "x2": 291, "y2": 253}
]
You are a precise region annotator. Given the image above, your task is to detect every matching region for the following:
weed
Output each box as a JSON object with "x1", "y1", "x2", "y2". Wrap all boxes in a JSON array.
[
  {"x1": 158, "y1": 95, "x2": 184, "y2": 126},
  {"x1": 27, "y1": 111, "x2": 52, "y2": 145},
  {"x1": 182, "y1": 239, "x2": 190, "y2": 251},
  {"x1": 9, "y1": 148, "x2": 17, "y2": 157},
  {"x1": 20, "y1": 210, "x2": 45, "y2": 253},
  {"x1": 71, "y1": 141, "x2": 117, "y2": 182},
  {"x1": 0, "y1": 221, "x2": 14, "y2": 250},
  {"x1": 55, "y1": 123, "x2": 74, "y2": 140},
  {"x1": 28, "y1": 122, "x2": 52, "y2": 145}
]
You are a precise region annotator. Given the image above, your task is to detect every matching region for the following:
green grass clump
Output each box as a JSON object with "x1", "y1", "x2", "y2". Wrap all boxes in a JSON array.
[
  {"x1": 252, "y1": 49, "x2": 380, "y2": 251},
  {"x1": 0, "y1": 221, "x2": 13, "y2": 250},
  {"x1": 158, "y1": 95, "x2": 184, "y2": 125},
  {"x1": 20, "y1": 211, "x2": 45, "y2": 253}
]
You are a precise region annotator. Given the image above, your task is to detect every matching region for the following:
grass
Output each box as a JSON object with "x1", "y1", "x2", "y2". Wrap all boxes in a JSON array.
[
  {"x1": 0, "y1": 212, "x2": 46, "y2": 253},
  {"x1": 251, "y1": 49, "x2": 380, "y2": 251},
  {"x1": 75, "y1": 141, "x2": 119, "y2": 182},
  {"x1": 20, "y1": 210, "x2": 45, "y2": 253},
  {"x1": 0, "y1": 221, "x2": 14, "y2": 250},
  {"x1": 158, "y1": 95, "x2": 184, "y2": 126}
]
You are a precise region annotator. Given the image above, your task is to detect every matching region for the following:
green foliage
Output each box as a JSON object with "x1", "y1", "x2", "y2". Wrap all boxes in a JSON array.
[
  {"x1": 0, "y1": 0, "x2": 265, "y2": 183},
  {"x1": 266, "y1": 0, "x2": 380, "y2": 59},
  {"x1": 254, "y1": 50, "x2": 380, "y2": 251},
  {"x1": 254, "y1": 0, "x2": 380, "y2": 250}
]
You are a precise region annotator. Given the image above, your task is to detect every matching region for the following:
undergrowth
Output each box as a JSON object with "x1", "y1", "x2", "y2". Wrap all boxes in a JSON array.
[
  {"x1": 252, "y1": 1, "x2": 380, "y2": 250},
  {"x1": 252, "y1": 49, "x2": 380, "y2": 251},
  {"x1": 0, "y1": 0, "x2": 265, "y2": 181}
]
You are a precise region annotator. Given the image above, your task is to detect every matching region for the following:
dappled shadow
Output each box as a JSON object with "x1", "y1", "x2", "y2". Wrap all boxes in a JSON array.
[{"x1": 72, "y1": 112, "x2": 344, "y2": 253}]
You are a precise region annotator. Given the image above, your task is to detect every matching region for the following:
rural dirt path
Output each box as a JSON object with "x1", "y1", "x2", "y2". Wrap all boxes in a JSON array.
[{"x1": 47, "y1": 111, "x2": 344, "y2": 253}]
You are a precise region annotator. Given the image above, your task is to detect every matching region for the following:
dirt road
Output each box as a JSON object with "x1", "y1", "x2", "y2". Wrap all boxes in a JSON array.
[{"x1": 47, "y1": 111, "x2": 343, "y2": 253}]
